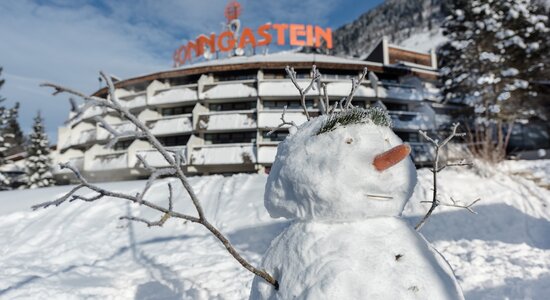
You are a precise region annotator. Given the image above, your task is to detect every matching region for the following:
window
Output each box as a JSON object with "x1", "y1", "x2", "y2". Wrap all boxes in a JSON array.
[
  {"x1": 263, "y1": 100, "x2": 314, "y2": 110},
  {"x1": 395, "y1": 132, "x2": 419, "y2": 143},
  {"x1": 113, "y1": 139, "x2": 134, "y2": 151},
  {"x1": 262, "y1": 131, "x2": 288, "y2": 142},
  {"x1": 168, "y1": 75, "x2": 199, "y2": 86},
  {"x1": 158, "y1": 135, "x2": 190, "y2": 147},
  {"x1": 161, "y1": 106, "x2": 194, "y2": 116},
  {"x1": 209, "y1": 101, "x2": 255, "y2": 111},
  {"x1": 204, "y1": 132, "x2": 256, "y2": 144},
  {"x1": 385, "y1": 102, "x2": 409, "y2": 111},
  {"x1": 214, "y1": 71, "x2": 256, "y2": 82}
]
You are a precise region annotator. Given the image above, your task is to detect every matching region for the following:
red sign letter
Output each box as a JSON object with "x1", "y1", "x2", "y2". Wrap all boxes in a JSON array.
[
  {"x1": 217, "y1": 31, "x2": 236, "y2": 51},
  {"x1": 239, "y1": 27, "x2": 257, "y2": 49},
  {"x1": 272, "y1": 24, "x2": 288, "y2": 46},
  {"x1": 289, "y1": 24, "x2": 306, "y2": 46},
  {"x1": 257, "y1": 23, "x2": 272, "y2": 46},
  {"x1": 315, "y1": 26, "x2": 332, "y2": 48}
]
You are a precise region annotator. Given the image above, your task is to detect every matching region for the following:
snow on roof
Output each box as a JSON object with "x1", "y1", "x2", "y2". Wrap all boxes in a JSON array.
[
  {"x1": 178, "y1": 52, "x2": 369, "y2": 70},
  {"x1": 150, "y1": 87, "x2": 198, "y2": 105}
]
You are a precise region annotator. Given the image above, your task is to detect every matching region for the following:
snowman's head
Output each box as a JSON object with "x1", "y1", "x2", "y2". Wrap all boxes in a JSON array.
[{"x1": 265, "y1": 107, "x2": 417, "y2": 221}]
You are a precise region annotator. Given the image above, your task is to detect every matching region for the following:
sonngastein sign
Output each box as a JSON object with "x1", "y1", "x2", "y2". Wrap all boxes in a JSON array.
[{"x1": 172, "y1": 1, "x2": 332, "y2": 67}]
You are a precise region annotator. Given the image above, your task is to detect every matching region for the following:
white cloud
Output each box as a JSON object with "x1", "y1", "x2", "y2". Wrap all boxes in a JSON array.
[{"x1": 0, "y1": 0, "x2": 341, "y2": 142}]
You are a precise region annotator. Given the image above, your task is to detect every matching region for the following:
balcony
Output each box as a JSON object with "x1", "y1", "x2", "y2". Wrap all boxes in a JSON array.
[
  {"x1": 324, "y1": 82, "x2": 375, "y2": 98},
  {"x1": 257, "y1": 144, "x2": 278, "y2": 164},
  {"x1": 119, "y1": 92, "x2": 146, "y2": 109},
  {"x1": 87, "y1": 152, "x2": 128, "y2": 171},
  {"x1": 258, "y1": 80, "x2": 317, "y2": 98},
  {"x1": 197, "y1": 111, "x2": 256, "y2": 131},
  {"x1": 190, "y1": 143, "x2": 256, "y2": 165},
  {"x1": 150, "y1": 86, "x2": 198, "y2": 105},
  {"x1": 136, "y1": 146, "x2": 187, "y2": 168},
  {"x1": 147, "y1": 115, "x2": 193, "y2": 135},
  {"x1": 389, "y1": 111, "x2": 434, "y2": 131},
  {"x1": 53, "y1": 156, "x2": 84, "y2": 174},
  {"x1": 97, "y1": 122, "x2": 137, "y2": 140},
  {"x1": 68, "y1": 128, "x2": 96, "y2": 147},
  {"x1": 201, "y1": 82, "x2": 257, "y2": 100},
  {"x1": 379, "y1": 83, "x2": 423, "y2": 101},
  {"x1": 257, "y1": 110, "x2": 308, "y2": 128}
]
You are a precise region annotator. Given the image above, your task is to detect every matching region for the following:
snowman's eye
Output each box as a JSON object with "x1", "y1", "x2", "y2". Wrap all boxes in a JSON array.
[{"x1": 373, "y1": 144, "x2": 411, "y2": 171}]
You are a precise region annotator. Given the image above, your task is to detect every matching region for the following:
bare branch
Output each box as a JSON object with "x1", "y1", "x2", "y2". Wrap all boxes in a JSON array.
[
  {"x1": 95, "y1": 117, "x2": 146, "y2": 148},
  {"x1": 119, "y1": 183, "x2": 175, "y2": 227},
  {"x1": 285, "y1": 65, "x2": 321, "y2": 121},
  {"x1": 38, "y1": 72, "x2": 280, "y2": 289},
  {"x1": 344, "y1": 67, "x2": 368, "y2": 109},
  {"x1": 31, "y1": 183, "x2": 85, "y2": 210},
  {"x1": 267, "y1": 106, "x2": 297, "y2": 136},
  {"x1": 415, "y1": 123, "x2": 478, "y2": 231},
  {"x1": 441, "y1": 197, "x2": 481, "y2": 214}
]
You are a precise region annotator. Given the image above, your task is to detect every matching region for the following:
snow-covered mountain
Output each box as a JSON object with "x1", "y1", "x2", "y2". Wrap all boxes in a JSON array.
[
  {"x1": 331, "y1": 0, "x2": 453, "y2": 57},
  {"x1": 332, "y1": 0, "x2": 550, "y2": 57}
]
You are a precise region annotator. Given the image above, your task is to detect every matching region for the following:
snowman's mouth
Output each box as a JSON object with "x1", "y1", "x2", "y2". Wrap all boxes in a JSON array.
[{"x1": 366, "y1": 194, "x2": 393, "y2": 201}]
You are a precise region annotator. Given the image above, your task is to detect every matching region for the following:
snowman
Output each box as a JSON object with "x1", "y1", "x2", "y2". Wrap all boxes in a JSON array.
[{"x1": 250, "y1": 107, "x2": 464, "y2": 299}]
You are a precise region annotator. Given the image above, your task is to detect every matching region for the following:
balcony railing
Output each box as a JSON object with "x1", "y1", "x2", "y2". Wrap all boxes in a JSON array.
[
  {"x1": 53, "y1": 156, "x2": 84, "y2": 174},
  {"x1": 379, "y1": 83, "x2": 423, "y2": 101},
  {"x1": 69, "y1": 128, "x2": 96, "y2": 146},
  {"x1": 190, "y1": 143, "x2": 256, "y2": 165},
  {"x1": 257, "y1": 110, "x2": 307, "y2": 128},
  {"x1": 119, "y1": 93, "x2": 146, "y2": 109},
  {"x1": 257, "y1": 144, "x2": 278, "y2": 164},
  {"x1": 150, "y1": 86, "x2": 198, "y2": 105},
  {"x1": 201, "y1": 82, "x2": 257, "y2": 100},
  {"x1": 389, "y1": 111, "x2": 434, "y2": 131},
  {"x1": 97, "y1": 122, "x2": 137, "y2": 140},
  {"x1": 135, "y1": 146, "x2": 187, "y2": 168},
  {"x1": 147, "y1": 115, "x2": 193, "y2": 135},
  {"x1": 87, "y1": 152, "x2": 128, "y2": 171},
  {"x1": 197, "y1": 111, "x2": 256, "y2": 131}
]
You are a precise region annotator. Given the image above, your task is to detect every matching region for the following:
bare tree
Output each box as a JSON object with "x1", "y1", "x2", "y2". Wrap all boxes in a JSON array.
[
  {"x1": 270, "y1": 65, "x2": 371, "y2": 133},
  {"x1": 414, "y1": 123, "x2": 480, "y2": 231},
  {"x1": 32, "y1": 72, "x2": 279, "y2": 289}
]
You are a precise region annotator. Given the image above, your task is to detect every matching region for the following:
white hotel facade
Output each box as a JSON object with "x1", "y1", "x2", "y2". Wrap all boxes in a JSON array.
[{"x1": 53, "y1": 39, "x2": 451, "y2": 183}]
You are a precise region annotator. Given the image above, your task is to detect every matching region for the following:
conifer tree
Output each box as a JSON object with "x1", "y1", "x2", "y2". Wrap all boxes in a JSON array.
[
  {"x1": 26, "y1": 112, "x2": 54, "y2": 188},
  {"x1": 438, "y1": 0, "x2": 549, "y2": 162},
  {"x1": 0, "y1": 67, "x2": 12, "y2": 189},
  {"x1": 4, "y1": 102, "x2": 26, "y2": 156}
]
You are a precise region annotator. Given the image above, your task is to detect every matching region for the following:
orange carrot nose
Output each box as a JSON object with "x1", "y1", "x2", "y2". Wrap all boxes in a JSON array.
[{"x1": 373, "y1": 144, "x2": 411, "y2": 171}]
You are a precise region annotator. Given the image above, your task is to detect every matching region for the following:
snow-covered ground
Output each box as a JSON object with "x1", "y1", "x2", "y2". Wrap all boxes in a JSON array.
[{"x1": 0, "y1": 160, "x2": 549, "y2": 299}]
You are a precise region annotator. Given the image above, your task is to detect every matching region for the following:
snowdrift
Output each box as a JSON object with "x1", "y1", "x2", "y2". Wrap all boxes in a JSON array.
[{"x1": 0, "y1": 161, "x2": 549, "y2": 299}]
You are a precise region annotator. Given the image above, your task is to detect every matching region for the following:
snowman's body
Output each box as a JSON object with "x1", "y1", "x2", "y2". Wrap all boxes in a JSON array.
[{"x1": 250, "y1": 111, "x2": 464, "y2": 299}]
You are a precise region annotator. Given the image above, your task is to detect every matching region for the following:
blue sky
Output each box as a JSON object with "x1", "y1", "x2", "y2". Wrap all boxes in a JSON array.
[{"x1": 0, "y1": 0, "x2": 383, "y2": 142}]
